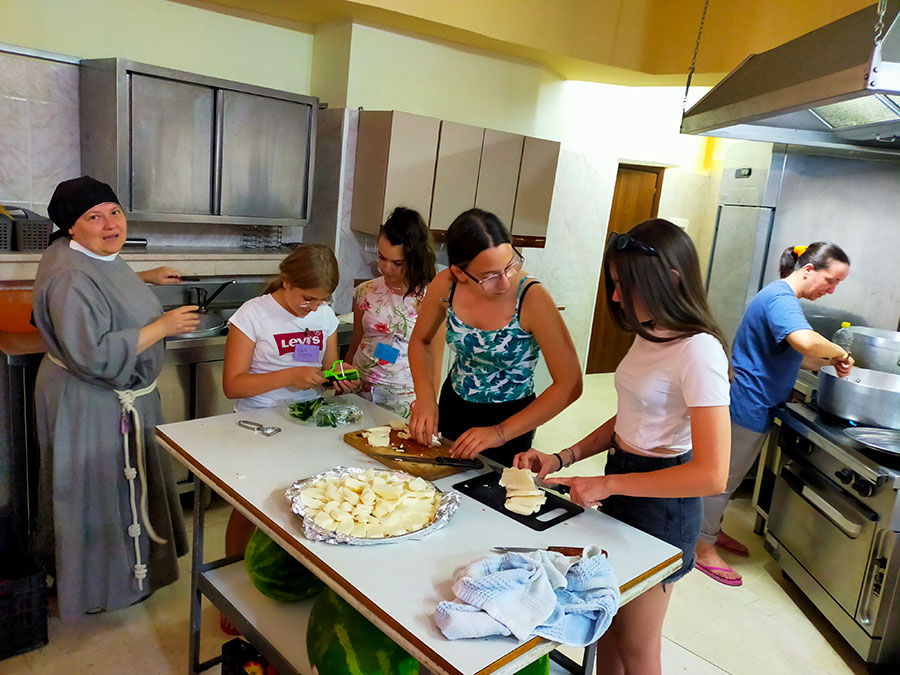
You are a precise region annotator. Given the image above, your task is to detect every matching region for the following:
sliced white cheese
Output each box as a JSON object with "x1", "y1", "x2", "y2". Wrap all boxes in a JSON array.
[
  {"x1": 499, "y1": 467, "x2": 537, "y2": 491},
  {"x1": 505, "y1": 489, "x2": 544, "y2": 498},
  {"x1": 389, "y1": 420, "x2": 408, "y2": 430},
  {"x1": 504, "y1": 495, "x2": 546, "y2": 515}
]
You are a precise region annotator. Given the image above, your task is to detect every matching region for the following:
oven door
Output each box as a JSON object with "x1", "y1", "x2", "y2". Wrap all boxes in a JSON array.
[{"x1": 768, "y1": 459, "x2": 879, "y2": 617}]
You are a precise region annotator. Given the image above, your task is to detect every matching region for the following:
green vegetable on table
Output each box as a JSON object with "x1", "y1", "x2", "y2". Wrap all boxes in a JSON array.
[{"x1": 288, "y1": 397, "x2": 325, "y2": 421}]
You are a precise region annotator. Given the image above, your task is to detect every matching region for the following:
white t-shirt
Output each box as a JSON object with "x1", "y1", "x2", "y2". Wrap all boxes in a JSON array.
[
  {"x1": 227, "y1": 294, "x2": 339, "y2": 411},
  {"x1": 614, "y1": 330, "x2": 730, "y2": 456}
]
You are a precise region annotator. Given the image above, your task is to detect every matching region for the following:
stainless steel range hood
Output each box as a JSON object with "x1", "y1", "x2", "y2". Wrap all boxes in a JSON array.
[{"x1": 682, "y1": 1, "x2": 900, "y2": 158}]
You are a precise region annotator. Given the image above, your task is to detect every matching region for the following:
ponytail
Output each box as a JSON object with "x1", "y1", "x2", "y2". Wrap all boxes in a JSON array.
[{"x1": 779, "y1": 241, "x2": 850, "y2": 278}]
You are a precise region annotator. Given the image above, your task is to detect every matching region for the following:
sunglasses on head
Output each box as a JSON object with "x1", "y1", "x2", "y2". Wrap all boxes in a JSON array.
[{"x1": 607, "y1": 232, "x2": 658, "y2": 257}]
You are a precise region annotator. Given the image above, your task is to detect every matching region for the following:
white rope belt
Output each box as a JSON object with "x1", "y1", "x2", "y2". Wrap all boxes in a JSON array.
[{"x1": 46, "y1": 352, "x2": 165, "y2": 590}]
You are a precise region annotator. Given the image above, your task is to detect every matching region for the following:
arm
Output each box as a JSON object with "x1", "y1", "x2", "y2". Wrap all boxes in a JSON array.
[
  {"x1": 138, "y1": 266, "x2": 183, "y2": 285},
  {"x1": 787, "y1": 330, "x2": 854, "y2": 376},
  {"x1": 344, "y1": 298, "x2": 364, "y2": 366},
  {"x1": 514, "y1": 415, "x2": 616, "y2": 479},
  {"x1": 430, "y1": 321, "x2": 447, "y2": 399},
  {"x1": 137, "y1": 305, "x2": 201, "y2": 354},
  {"x1": 222, "y1": 325, "x2": 325, "y2": 400},
  {"x1": 408, "y1": 271, "x2": 452, "y2": 443},
  {"x1": 546, "y1": 405, "x2": 732, "y2": 505},
  {"x1": 451, "y1": 284, "x2": 583, "y2": 458}
]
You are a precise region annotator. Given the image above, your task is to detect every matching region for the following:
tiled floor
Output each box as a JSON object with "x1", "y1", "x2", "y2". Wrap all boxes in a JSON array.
[{"x1": 3, "y1": 375, "x2": 874, "y2": 674}]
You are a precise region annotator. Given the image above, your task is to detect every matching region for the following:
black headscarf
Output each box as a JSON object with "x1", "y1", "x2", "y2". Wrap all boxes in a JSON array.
[{"x1": 47, "y1": 176, "x2": 120, "y2": 243}]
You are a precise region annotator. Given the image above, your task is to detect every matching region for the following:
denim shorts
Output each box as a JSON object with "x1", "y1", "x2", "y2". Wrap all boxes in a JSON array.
[{"x1": 600, "y1": 444, "x2": 702, "y2": 585}]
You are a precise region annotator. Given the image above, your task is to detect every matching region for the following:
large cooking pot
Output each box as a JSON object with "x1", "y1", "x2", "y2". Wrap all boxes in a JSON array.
[
  {"x1": 833, "y1": 326, "x2": 900, "y2": 375},
  {"x1": 818, "y1": 365, "x2": 900, "y2": 430},
  {"x1": 169, "y1": 279, "x2": 235, "y2": 339}
]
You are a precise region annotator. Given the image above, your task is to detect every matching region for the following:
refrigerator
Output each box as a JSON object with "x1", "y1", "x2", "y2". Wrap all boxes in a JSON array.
[{"x1": 706, "y1": 142, "x2": 786, "y2": 347}]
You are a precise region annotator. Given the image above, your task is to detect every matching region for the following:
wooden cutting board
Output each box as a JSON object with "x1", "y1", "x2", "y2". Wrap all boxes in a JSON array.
[{"x1": 343, "y1": 428, "x2": 471, "y2": 480}]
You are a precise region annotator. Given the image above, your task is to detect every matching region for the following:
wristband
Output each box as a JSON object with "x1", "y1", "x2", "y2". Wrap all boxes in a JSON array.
[
  {"x1": 495, "y1": 424, "x2": 507, "y2": 445},
  {"x1": 553, "y1": 452, "x2": 564, "y2": 472},
  {"x1": 564, "y1": 447, "x2": 576, "y2": 467}
]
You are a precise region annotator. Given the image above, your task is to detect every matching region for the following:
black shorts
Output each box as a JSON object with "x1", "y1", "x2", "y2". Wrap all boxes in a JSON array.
[
  {"x1": 437, "y1": 378, "x2": 535, "y2": 467},
  {"x1": 601, "y1": 445, "x2": 702, "y2": 585}
]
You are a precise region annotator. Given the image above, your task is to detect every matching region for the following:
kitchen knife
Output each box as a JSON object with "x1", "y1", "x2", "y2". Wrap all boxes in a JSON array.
[
  {"x1": 370, "y1": 453, "x2": 483, "y2": 469},
  {"x1": 493, "y1": 546, "x2": 600, "y2": 557}
]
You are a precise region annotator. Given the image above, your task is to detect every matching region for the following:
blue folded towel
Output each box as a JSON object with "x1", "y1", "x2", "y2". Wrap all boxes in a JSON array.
[{"x1": 434, "y1": 545, "x2": 619, "y2": 646}]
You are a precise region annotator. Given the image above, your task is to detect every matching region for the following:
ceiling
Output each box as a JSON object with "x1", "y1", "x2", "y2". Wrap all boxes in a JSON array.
[{"x1": 176, "y1": 0, "x2": 876, "y2": 85}]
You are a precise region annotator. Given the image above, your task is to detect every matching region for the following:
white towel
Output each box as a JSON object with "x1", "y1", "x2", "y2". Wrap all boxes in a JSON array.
[{"x1": 435, "y1": 545, "x2": 619, "y2": 646}]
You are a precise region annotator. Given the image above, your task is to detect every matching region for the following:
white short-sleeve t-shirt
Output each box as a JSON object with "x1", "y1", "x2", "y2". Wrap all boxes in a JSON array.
[
  {"x1": 614, "y1": 330, "x2": 730, "y2": 456},
  {"x1": 227, "y1": 294, "x2": 339, "y2": 411}
]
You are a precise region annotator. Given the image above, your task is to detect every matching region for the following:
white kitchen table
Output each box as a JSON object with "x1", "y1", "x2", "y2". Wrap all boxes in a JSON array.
[{"x1": 156, "y1": 396, "x2": 681, "y2": 675}]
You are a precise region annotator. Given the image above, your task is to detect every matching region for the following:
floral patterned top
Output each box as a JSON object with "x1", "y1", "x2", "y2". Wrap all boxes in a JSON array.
[
  {"x1": 351, "y1": 277, "x2": 425, "y2": 417},
  {"x1": 446, "y1": 276, "x2": 541, "y2": 403}
]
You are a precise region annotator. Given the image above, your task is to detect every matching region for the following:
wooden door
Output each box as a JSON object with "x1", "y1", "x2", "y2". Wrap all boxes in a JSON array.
[{"x1": 586, "y1": 164, "x2": 664, "y2": 373}]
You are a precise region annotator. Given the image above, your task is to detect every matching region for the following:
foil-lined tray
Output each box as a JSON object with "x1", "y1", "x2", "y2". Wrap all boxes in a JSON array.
[{"x1": 285, "y1": 466, "x2": 460, "y2": 545}]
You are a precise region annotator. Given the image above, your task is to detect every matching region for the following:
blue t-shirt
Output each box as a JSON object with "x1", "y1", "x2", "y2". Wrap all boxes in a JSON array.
[{"x1": 730, "y1": 280, "x2": 812, "y2": 432}]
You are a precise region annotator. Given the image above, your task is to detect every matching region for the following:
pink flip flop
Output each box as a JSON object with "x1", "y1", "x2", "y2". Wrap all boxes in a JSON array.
[{"x1": 695, "y1": 562, "x2": 743, "y2": 586}]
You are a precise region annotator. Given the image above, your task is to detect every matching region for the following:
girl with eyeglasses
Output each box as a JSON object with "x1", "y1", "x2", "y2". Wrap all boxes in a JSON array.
[
  {"x1": 345, "y1": 207, "x2": 443, "y2": 418},
  {"x1": 515, "y1": 218, "x2": 732, "y2": 675},
  {"x1": 408, "y1": 208, "x2": 582, "y2": 465},
  {"x1": 222, "y1": 243, "x2": 355, "y2": 411},
  {"x1": 219, "y1": 244, "x2": 356, "y2": 626}
]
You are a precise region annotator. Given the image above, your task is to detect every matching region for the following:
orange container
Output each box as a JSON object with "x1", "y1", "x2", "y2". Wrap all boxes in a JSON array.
[{"x1": 0, "y1": 289, "x2": 38, "y2": 333}]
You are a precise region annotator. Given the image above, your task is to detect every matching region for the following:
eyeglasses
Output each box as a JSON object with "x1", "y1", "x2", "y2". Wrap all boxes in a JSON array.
[
  {"x1": 462, "y1": 248, "x2": 525, "y2": 291},
  {"x1": 607, "y1": 232, "x2": 658, "y2": 257},
  {"x1": 298, "y1": 294, "x2": 332, "y2": 309}
]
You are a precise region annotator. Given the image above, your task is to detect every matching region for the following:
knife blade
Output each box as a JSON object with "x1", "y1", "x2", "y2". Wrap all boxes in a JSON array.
[
  {"x1": 493, "y1": 546, "x2": 590, "y2": 557},
  {"x1": 370, "y1": 453, "x2": 483, "y2": 469}
]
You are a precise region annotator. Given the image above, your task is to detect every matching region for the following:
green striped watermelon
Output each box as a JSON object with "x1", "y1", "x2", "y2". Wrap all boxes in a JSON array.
[
  {"x1": 244, "y1": 529, "x2": 325, "y2": 602},
  {"x1": 306, "y1": 587, "x2": 550, "y2": 675}
]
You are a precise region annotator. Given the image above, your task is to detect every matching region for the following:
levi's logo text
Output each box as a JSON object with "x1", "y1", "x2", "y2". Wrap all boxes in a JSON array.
[{"x1": 274, "y1": 330, "x2": 323, "y2": 356}]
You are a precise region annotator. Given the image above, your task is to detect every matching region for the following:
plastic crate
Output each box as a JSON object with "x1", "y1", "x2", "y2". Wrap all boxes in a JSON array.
[
  {"x1": 14, "y1": 219, "x2": 51, "y2": 252},
  {"x1": 221, "y1": 637, "x2": 276, "y2": 675},
  {"x1": 0, "y1": 220, "x2": 10, "y2": 251},
  {"x1": 0, "y1": 568, "x2": 48, "y2": 660}
]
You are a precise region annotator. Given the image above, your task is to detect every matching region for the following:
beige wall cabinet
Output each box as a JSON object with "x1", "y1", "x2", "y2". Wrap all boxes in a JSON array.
[
  {"x1": 430, "y1": 121, "x2": 484, "y2": 234},
  {"x1": 510, "y1": 136, "x2": 561, "y2": 248},
  {"x1": 474, "y1": 129, "x2": 524, "y2": 229},
  {"x1": 351, "y1": 111, "x2": 441, "y2": 236}
]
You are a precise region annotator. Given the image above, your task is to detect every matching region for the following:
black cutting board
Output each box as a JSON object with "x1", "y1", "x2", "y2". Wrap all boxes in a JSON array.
[{"x1": 452, "y1": 472, "x2": 583, "y2": 531}]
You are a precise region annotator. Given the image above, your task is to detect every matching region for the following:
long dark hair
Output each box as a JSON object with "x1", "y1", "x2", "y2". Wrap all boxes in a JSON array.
[
  {"x1": 381, "y1": 207, "x2": 436, "y2": 297},
  {"x1": 445, "y1": 208, "x2": 511, "y2": 268},
  {"x1": 604, "y1": 218, "x2": 729, "y2": 357},
  {"x1": 263, "y1": 244, "x2": 339, "y2": 295},
  {"x1": 779, "y1": 242, "x2": 850, "y2": 278}
]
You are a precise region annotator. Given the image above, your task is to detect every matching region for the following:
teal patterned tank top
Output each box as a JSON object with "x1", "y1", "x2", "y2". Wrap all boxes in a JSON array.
[{"x1": 446, "y1": 276, "x2": 541, "y2": 403}]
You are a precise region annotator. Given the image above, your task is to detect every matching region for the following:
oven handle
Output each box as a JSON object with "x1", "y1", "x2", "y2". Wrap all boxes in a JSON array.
[{"x1": 780, "y1": 465, "x2": 874, "y2": 538}]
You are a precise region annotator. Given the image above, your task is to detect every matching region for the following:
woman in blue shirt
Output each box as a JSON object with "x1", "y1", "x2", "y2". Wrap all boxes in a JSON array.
[{"x1": 696, "y1": 242, "x2": 853, "y2": 586}]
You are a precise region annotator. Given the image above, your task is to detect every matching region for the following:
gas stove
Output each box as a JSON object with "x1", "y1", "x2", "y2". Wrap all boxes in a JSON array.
[{"x1": 767, "y1": 402, "x2": 900, "y2": 664}]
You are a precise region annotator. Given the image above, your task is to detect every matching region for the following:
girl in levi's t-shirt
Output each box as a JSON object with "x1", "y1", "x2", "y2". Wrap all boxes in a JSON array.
[
  {"x1": 514, "y1": 219, "x2": 732, "y2": 675},
  {"x1": 218, "y1": 244, "x2": 357, "y2": 633}
]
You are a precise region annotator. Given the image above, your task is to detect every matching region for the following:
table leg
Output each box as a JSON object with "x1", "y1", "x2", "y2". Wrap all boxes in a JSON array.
[{"x1": 188, "y1": 480, "x2": 207, "y2": 674}]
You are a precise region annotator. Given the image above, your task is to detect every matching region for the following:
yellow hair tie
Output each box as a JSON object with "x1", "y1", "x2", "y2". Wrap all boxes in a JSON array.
[{"x1": 793, "y1": 245, "x2": 808, "y2": 257}]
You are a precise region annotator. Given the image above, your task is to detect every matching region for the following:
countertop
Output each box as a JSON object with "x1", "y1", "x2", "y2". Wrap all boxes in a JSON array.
[
  {"x1": 156, "y1": 398, "x2": 681, "y2": 675},
  {"x1": 0, "y1": 330, "x2": 46, "y2": 363},
  {"x1": 0, "y1": 247, "x2": 290, "y2": 262}
]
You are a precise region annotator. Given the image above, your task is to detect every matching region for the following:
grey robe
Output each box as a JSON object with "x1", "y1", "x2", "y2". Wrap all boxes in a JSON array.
[{"x1": 32, "y1": 239, "x2": 188, "y2": 619}]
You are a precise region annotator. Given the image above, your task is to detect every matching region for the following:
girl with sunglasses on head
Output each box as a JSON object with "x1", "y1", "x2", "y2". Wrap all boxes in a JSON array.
[
  {"x1": 408, "y1": 208, "x2": 582, "y2": 465},
  {"x1": 515, "y1": 219, "x2": 732, "y2": 675},
  {"x1": 345, "y1": 207, "x2": 443, "y2": 418}
]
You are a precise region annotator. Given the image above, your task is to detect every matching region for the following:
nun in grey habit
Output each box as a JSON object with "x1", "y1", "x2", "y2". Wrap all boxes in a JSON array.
[{"x1": 32, "y1": 176, "x2": 200, "y2": 618}]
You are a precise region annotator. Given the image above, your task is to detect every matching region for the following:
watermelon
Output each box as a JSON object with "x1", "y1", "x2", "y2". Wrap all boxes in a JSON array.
[
  {"x1": 514, "y1": 654, "x2": 549, "y2": 675},
  {"x1": 306, "y1": 587, "x2": 550, "y2": 675},
  {"x1": 306, "y1": 588, "x2": 419, "y2": 675},
  {"x1": 244, "y1": 529, "x2": 325, "y2": 602}
]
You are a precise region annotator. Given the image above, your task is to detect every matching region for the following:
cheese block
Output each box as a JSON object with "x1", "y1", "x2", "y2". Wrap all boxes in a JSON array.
[
  {"x1": 361, "y1": 426, "x2": 392, "y2": 448},
  {"x1": 505, "y1": 489, "x2": 544, "y2": 498}
]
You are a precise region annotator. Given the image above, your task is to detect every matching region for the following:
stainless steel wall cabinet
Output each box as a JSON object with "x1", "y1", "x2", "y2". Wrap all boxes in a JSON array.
[{"x1": 80, "y1": 59, "x2": 317, "y2": 226}]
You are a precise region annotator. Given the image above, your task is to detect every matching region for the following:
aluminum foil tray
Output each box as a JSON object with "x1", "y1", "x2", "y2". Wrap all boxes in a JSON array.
[{"x1": 285, "y1": 466, "x2": 460, "y2": 545}]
